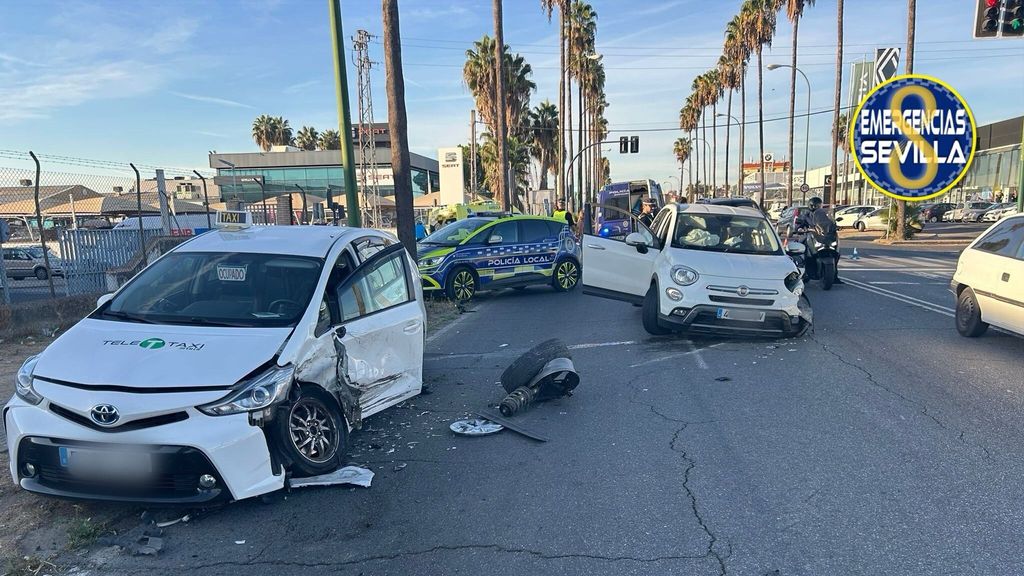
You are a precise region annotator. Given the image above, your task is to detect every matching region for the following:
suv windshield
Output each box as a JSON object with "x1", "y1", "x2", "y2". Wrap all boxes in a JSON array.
[
  {"x1": 421, "y1": 218, "x2": 492, "y2": 246},
  {"x1": 95, "y1": 252, "x2": 323, "y2": 328},
  {"x1": 673, "y1": 213, "x2": 782, "y2": 255}
]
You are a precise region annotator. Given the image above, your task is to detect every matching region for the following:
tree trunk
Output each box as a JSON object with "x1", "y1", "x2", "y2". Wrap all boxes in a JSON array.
[
  {"x1": 740, "y1": 71, "x2": 746, "y2": 198},
  {"x1": 757, "y1": 47, "x2": 766, "y2": 209},
  {"x1": 382, "y1": 0, "x2": 415, "y2": 255},
  {"x1": 566, "y1": 15, "x2": 574, "y2": 210},
  {"x1": 897, "y1": 0, "x2": 916, "y2": 239},
  {"x1": 724, "y1": 88, "x2": 732, "y2": 197},
  {"x1": 842, "y1": 146, "x2": 851, "y2": 204},
  {"x1": 702, "y1": 112, "x2": 708, "y2": 197},
  {"x1": 539, "y1": 150, "x2": 549, "y2": 190},
  {"x1": 578, "y1": 78, "x2": 584, "y2": 207},
  {"x1": 712, "y1": 100, "x2": 718, "y2": 196},
  {"x1": 493, "y1": 0, "x2": 509, "y2": 211},
  {"x1": 557, "y1": 9, "x2": 566, "y2": 207},
  {"x1": 830, "y1": 0, "x2": 844, "y2": 208},
  {"x1": 787, "y1": 17, "x2": 799, "y2": 207},
  {"x1": 688, "y1": 131, "x2": 694, "y2": 201}
]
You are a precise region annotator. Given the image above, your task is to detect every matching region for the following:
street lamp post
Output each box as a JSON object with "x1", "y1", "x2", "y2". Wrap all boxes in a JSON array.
[
  {"x1": 691, "y1": 138, "x2": 713, "y2": 198},
  {"x1": 217, "y1": 159, "x2": 239, "y2": 209},
  {"x1": 717, "y1": 112, "x2": 741, "y2": 198},
  {"x1": 767, "y1": 64, "x2": 811, "y2": 204}
]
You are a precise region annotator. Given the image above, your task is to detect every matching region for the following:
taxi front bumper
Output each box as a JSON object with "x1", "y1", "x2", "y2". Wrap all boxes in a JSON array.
[{"x1": 4, "y1": 396, "x2": 283, "y2": 503}]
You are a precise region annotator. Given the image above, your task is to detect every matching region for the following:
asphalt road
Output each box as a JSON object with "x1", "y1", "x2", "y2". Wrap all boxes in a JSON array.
[{"x1": 74, "y1": 235, "x2": 1024, "y2": 575}]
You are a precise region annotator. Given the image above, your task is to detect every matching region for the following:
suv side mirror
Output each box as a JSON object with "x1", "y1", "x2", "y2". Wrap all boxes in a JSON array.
[
  {"x1": 624, "y1": 232, "x2": 649, "y2": 253},
  {"x1": 786, "y1": 241, "x2": 806, "y2": 256}
]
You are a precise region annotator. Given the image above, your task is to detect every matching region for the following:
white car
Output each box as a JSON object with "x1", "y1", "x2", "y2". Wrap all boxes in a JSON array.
[
  {"x1": 853, "y1": 208, "x2": 888, "y2": 231},
  {"x1": 980, "y1": 203, "x2": 1016, "y2": 222},
  {"x1": 948, "y1": 201, "x2": 993, "y2": 222},
  {"x1": 5, "y1": 213, "x2": 426, "y2": 503},
  {"x1": 834, "y1": 205, "x2": 879, "y2": 228},
  {"x1": 582, "y1": 203, "x2": 811, "y2": 337},
  {"x1": 952, "y1": 213, "x2": 1024, "y2": 338}
]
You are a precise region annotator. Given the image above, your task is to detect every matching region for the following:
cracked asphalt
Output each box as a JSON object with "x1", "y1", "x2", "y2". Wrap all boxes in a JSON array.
[{"x1": 80, "y1": 240, "x2": 1024, "y2": 576}]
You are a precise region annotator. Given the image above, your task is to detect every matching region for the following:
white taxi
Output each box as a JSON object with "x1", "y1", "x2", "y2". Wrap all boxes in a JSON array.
[
  {"x1": 952, "y1": 213, "x2": 1024, "y2": 338},
  {"x1": 5, "y1": 213, "x2": 425, "y2": 503},
  {"x1": 582, "y1": 203, "x2": 811, "y2": 337}
]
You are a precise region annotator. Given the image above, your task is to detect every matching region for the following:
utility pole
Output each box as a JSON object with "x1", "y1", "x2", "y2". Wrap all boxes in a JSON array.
[
  {"x1": 492, "y1": 0, "x2": 509, "y2": 211},
  {"x1": 328, "y1": 0, "x2": 361, "y2": 227},
  {"x1": 352, "y1": 29, "x2": 381, "y2": 228}
]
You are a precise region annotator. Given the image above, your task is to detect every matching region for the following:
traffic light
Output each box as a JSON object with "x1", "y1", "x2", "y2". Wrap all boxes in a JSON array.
[
  {"x1": 1003, "y1": 0, "x2": 1024, "y2": 36},
  {"x1": 974, "y1": 0, "x2": 1002, "y2": 38},
  {"x1": 619, "y1": 136, "x2": 628, "y2": 154},
  {"x1": 629, "y1": 136, "x2": 639, "y2": 154}
]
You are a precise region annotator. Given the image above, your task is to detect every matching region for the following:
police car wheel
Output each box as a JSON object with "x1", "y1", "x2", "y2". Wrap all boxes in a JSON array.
[
  {"x1": 552, "y1": 259, "x2": 580, "y2": 292},
  {"x1": 446, "y1": 267, "x2": 477, "y2": 301},
  {"x1": 276, "y1": 386, "x2": 347, "y2": 477}
]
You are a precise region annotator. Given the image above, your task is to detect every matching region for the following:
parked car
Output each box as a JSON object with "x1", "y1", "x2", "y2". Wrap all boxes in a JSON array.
[
  {"x1": 6, "y1": 218, "x2": 426, "y2": 503},
  {"x1": 981, "y1": 203, "x2": 1016, "y2": 222},
  {"x1": 962, "y1": 202, "x2": 995, "y2": 222},
  {"x1": 581, "y1": 202, "x2": 811, "y2": 337},
  {"x1": 947, "y1": 201, "x2": 992, "y2": 222},
  {"x1": 417, "y1": 215, "x2": 580, "y2": 300},
  {"x1": 921, "y1": 202, "x2": 955, "y2": 223},
  {"x1": 834, "y1": 205, "x2": 879, "y2": 228},
  {"x1": 952, "y1": 213, "x2": 1024, "y2": 338},
  {"x1": 2, "y1": 246, "x2": 65, "y2": 280},
  {"x1": 853, "y1": 209, "x2": 888, "y2": 231}
]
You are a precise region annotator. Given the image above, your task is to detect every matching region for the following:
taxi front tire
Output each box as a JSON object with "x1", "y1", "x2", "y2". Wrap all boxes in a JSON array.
[{"x1": 274, "y1": 386, "x2": 348, "y2": 477}]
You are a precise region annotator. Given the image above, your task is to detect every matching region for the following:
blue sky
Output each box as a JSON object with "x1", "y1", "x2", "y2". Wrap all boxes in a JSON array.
[{"x1": 0, "y1": 0, "x2": 1021, "y2": 184}]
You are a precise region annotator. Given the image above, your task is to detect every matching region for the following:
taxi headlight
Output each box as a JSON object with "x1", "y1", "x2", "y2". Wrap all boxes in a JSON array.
[
  {"x1": 671, "y1": 266, "x2": 699, "y2": 286},
  {"x1": 15, "y1": 355, "x2": 43, "y2": 405},
  {"x1": 198, "y1": 364, "x2": 294, "y2": 416}
]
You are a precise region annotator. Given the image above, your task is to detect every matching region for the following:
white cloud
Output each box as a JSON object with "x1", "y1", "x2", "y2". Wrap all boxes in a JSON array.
[
  {"x1": 283, "y1": 79, "x2": 322, "y2": 94},
  {"x1": 172, "y1": 92, "x2": 255, "y2": 109}
]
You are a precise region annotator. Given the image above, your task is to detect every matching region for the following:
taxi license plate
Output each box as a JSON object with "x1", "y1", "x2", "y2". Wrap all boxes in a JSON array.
[
  {"x1": 716, "y1": 308, "x2": 766, "y2": 322},
  {"x1": 58, "y1": 446, "x2": 152, "y2": 479}
]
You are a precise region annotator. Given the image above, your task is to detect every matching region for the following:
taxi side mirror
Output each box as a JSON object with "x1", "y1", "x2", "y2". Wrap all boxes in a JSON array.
[{"x1": 96, "y1": 293, "x2": 114, "y2": 308}]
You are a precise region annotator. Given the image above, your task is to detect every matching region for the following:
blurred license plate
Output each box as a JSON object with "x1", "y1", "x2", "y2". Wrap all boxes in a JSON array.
[
  {"x1": 58, "y1": 446, "x2": 152, "y2": 479},
  {"x1": 716, "y1": 308, "x2": 766, "y2": 322}
]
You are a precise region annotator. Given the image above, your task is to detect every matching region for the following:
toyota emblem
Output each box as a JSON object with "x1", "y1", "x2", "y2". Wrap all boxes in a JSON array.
[
  {"x1": 90, "y1": 404, "x2": 120, "y2": 426},
  {"x1": 736, "y1": 285, "x2": 750, "y2": 297}
]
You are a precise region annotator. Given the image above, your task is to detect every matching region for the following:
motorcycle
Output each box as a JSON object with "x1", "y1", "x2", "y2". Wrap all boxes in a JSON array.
[{"x1": 786, "y1": 212, "x2": 840, "y2": 291}]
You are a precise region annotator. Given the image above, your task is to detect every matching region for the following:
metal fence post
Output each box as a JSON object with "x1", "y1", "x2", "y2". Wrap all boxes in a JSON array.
[
  {"x1": 28, "y1": 152, "x2": 56, "y2": 298},
  {"x1": 130, "y1": 163, "x2": 147, "y2": 266},
  {"x1": 193, "y1": 170, "x2": 212, "y2": 229}
]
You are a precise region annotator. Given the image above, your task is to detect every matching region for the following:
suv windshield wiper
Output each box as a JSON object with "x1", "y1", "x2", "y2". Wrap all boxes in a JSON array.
[{"x1": 99, "y1": 310, "x2": 155, "y2": 324}]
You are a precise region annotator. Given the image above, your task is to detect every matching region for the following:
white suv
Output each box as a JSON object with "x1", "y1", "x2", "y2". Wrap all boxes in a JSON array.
[
  {"x1": 6, "y1": 215, "x2": 426, "y2": 503},
  {"x1": 952, "y1": 213, "x2": 1024, "y2": 337},
  {"x1": 582, "y1": 203, "x2": 811, "y2": 337}
]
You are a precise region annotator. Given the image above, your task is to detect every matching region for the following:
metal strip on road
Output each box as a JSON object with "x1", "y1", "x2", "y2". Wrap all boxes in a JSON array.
[{"x1": 843, "y1": 277, "x2": 955, "y2": 318}]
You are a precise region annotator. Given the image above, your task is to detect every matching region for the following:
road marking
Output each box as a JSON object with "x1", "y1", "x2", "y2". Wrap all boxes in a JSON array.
[
  {"x1": 868, "y1": 281, "x2": 947, "y2": 285},
  {"x1": 844, "y1": 267, "x2": 954, "y2": 272},
  {"x1": 687, "y1": 340, "x2": 708, "y2": 370},
  {"x1": 568, "y1": 340, "x2": 636, "y2": 350},
  {"x1": 843, "y1": 277, "x2": 955, "y2": 318}
]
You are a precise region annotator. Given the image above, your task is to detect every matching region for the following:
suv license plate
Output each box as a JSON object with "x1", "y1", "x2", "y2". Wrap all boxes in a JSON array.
[
  {"x1": 58, "y1": 446, "x2": 153, "y2": 479},
  {"x1": 716, "y1": 308, "x2": 766, "y2": 322}
]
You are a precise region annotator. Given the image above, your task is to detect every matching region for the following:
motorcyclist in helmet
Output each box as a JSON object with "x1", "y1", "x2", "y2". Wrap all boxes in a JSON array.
[{"x1": 795, "y1": 196, "x2": 844, "y2": 285}]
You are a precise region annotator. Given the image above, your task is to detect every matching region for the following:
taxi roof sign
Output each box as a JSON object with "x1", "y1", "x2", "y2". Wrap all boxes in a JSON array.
[{"x1": 216, "y1": 210, "x2": 252, "y2": 229}]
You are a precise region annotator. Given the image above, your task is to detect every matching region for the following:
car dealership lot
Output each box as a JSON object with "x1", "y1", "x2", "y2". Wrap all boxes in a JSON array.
[{"x1": 0, "y1": 237, "x2": 1010, "y2": 576}]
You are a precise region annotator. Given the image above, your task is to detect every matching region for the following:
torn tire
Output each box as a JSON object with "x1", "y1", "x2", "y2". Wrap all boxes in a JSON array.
[{"x1": 499, "y1": 339, "x2": 570, "y2": 394}]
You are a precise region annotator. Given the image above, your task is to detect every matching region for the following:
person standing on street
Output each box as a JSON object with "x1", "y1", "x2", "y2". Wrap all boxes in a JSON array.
[
  {"x1": 638, "y1": 199, "x2": 655, "y2": 228},
  {"x1": 553, "y1": 199, "x2": 576, "y2": 229}
]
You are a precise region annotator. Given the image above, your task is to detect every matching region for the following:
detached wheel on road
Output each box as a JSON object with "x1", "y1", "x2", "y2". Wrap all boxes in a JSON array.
[
  {"x1": 499, "y1": 338, "x2": 570, "y2": 393},
  {"x1": 445, "y1": 266, "x2": 477, "y2": 302},
  {"x1": 275, "y1": 386, "x2": 347, "y2": 477},
  {"x1": 955, "y1": 288, "x2": 988, "y2": 338},
  {"x1": 34, "y1": 267, "x2": 49, "y2": 280},
  {"x1": 642, "y1": 283, "x2": 671, "y2": 336},
  {"x1": 552, "y1": 258, "x2": 580, "y2": 292}
]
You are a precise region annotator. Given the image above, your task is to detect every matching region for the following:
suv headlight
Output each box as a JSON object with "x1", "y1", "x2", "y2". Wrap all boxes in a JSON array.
[
  {"x1": 671, "y1": 266, "x2": 699, "y2": 286},
  {"x1": 785, "y1": 271, "x2": 804, "y2": 296},
  {"x1": 198, "y1": 364, "x2": 294, "y2": 416},
  {"x1": 419, "y1": 256, "x2": 444, "y2": 268},
  {"x1": 16, "y1": 355, "x2": 43, "y2": 405}
]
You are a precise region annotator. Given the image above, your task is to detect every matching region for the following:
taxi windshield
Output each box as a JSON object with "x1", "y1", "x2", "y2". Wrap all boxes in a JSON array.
[
  {"x1": 420, "y1": 218, "x2": 492, "y2": 246},
  {"x1": 95, "y1": 252, "x2": 323, "y2": 328}
]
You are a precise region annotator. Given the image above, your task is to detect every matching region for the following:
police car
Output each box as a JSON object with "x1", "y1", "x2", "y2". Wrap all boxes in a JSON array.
[
  {"x1": 417, "y1": 215, "x2": 580, "y2": 300},
  {"x1": 5, "y1": 211, "x2": 425, "y2": 503}
]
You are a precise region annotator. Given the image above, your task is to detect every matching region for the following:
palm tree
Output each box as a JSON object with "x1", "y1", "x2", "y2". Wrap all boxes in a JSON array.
[
  {"x1": 492, "y1": 0, "x2": 509, "y2": 210},
  {"x1": 692, "y1": 74, "x2": 711, "y2": 191},
  {"x1": 679, "y1": 99, "x2": 700, "y2": 193},
  {"x1": 741, "y1": 0, "x2": 777, "y2": 208},
  {"x1": 464, "y1": 37, "x2": 536, "y2": 144},
  {"x1": 317, "y1": 129, "x2": 340, "y2": 151},
  {"x1": 268, "y1": 116, "x2": 292, "y2": 146},
  {"x1": 830, "y1": 0, "x2": 844, "y2": 210},
  {"x1": 724, "y1": 15, "x2": 750, "y2": 196},
  {"x1": 295, "y1": 126, "x2": 319, "y2": 151},
  {"x1": 784, "y1": 0, "x2": 815, "y2": 206},
  {"x1": 382, "y1": 0, "x2": 415, "y2": 254},
  {"x1": 529, "y1": 100, "x2": 559, "y2": 190},
  {"x1": 718, "y1": 55, "x2": 741, "y2": 197},
  {"x1": 541, "y1": 0, "x2": 569, "y2": 205},
  {"x1": 833, "y1": 113, "x2": 851, "y2": 204},
  {"x1": 673, "y1": 137, "x2": 691, "y2": 200},
  {"x1": 252, "y1": 115, "x2": 274, "y2": 151},
  {"x1": 481, "y1": 132, "x2": 532, "y2": 212},
  {"x1": 704, "y1": 69, "x2": 723, "y2": 195},
  {"x1": 896, "y1": 0, "x2": 916, "y2": 239},
  {"x1": 570, "y1": 1, "x2": 597, "y2": 206}
]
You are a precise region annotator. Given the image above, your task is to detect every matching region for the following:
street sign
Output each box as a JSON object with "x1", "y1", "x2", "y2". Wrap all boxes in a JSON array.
[
  {"x1": 849, "y1": 61, "x2": 874, "y2": 108},
  {"x1": 824, "y1": 175, "x2": 833, "y2": 187},
  {"x1": 874, "y1": 48, "x2": 900, "y2": 84},
  {"x1": 800, "y1": 183, "x2": 810, "y2": 194}
]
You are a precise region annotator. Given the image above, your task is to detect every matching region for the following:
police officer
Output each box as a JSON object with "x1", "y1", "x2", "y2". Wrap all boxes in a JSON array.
[
  {"x1": 638, "y1": 198, "x2": 655, "y2": 227},
  {"x1": 553, "y1": 199, "x2": 576, "y2": 229}
]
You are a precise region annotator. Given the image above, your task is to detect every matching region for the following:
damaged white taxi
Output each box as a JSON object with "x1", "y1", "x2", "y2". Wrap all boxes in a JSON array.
[{"x1": 5, "y1": 213, "x2": 425, "y2": 503}]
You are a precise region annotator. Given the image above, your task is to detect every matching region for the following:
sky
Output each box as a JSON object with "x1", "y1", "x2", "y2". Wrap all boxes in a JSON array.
[{"x1": 0, "y1": 0, "x2": 1022, "y2": 186}]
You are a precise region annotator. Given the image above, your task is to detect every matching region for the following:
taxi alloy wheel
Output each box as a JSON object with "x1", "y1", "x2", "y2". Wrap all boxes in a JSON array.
[
  {"x1": 553, "y1": 259, "x2": 580, "y2": 291},
  {"x1": 277, "y1": 387, "x2": 347, "y2": 476},
  {"x1": 446, "y1": 267, "x2": 477, "y2": 301}
]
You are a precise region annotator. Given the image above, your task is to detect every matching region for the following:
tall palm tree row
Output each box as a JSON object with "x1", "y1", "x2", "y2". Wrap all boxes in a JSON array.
[
  {"x1": 569, "y1": 1, "x2": 597, "y2": 207},
  {"x1": 678, "y1": 98, "x2": 700, "y2": 195},
  {"x1": 740, "y1": 0, "x2": 777, "y2": 209},
  {"x1": 784, "y1": 0, "x2": 815, "y2": 206},
  {"x1": 249, "y1": 115, "x2": 301, "y2": 151},
  {"x1": 717, "y1": 54, "x2": 742, "y2": 197},
  {"x1": 723, "y1": 14, "x2": 750, "y2": 197},
  {"x1": 672, "y1": 137, "x2": 691, "y2": 198},
  {"x1": 540, "y1": 1, "x2": 569, "y2": 206}
]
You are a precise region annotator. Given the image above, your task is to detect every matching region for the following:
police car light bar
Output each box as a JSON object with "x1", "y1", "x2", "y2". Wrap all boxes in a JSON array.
[{"x1": 216, "y1": 210, "x2": 253, "y2": 229}]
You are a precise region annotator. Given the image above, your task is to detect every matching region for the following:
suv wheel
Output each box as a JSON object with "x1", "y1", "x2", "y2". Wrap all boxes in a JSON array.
[
  {"x1": 551, "y1": 259, "x2": 580, "y2": 292},
  {"x1": 642, "y1": 283, "x2": 671, "y2": 336},
  {"x1": 445, "y1": 267, "x2": 477, "y2": 301}
]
